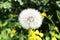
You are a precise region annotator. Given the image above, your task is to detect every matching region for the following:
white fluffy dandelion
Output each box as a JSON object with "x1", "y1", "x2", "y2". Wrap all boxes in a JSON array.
[{"x1": 18, "y1": 8, "x2": 43, "y2": 29}]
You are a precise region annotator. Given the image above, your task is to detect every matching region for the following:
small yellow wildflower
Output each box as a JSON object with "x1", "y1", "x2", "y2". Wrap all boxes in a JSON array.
[
  {"x1": 28, "y1": 29, "x2": 42, "y2": 40},
  {"x1": 52, "y1": 37, "x2": 57, "y2": 40},
  {"x1": 28, "y1": 35, "x2": 42, "y2": 40},
  {"x1": 11, "y1": 34, "x2": 14, "y2": 37},
  {"x1": 54, "y1": 26, "x2": 59, "y2": 32},
  {"x1": 10, "y1": 29, "x2": 16, "y2": 37},
  {"x1": 11, "y1": 29, "x2": 16, "y2": 34},
  {"x1": 36, "y1": 36, "x2": 42, "y2": 40},
  {"x1": 33, "y1": 35, "x2": 37, "y2": 40},
  {"x1": 29, "y1": 29, "x2": 34, "y2": 36},
  {"x1": 41, "y1": 12, "x2": 47, "y2": 18},
  {"x1": 28, "y1": 36, "x2": 33, "y2": 40},
  {"x1": 34, "y1": 30, "x2": 44, "y2": 37},
  {"x1": 34, "y1": 30, "x2": 39, "y2": 34},
  {"x1": 39, "y1": 32, "x2": 44, "y2": 37}
]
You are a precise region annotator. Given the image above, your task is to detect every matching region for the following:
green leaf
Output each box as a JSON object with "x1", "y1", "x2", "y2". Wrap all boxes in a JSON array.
[
  {"x1": 3, "y1": 18, "x2": 12, "y2": 27},
  {"x1": 48, "y1": 24, "x2": 54, "y2": 31},
  {"x1": 49, "y1": 31, "x2": 59, "y2": 38},
  {"x1": 31, "y1": 0, "x2": 41, "y2": 6},
  {"x1": 47, "y1": 15, "x2": 53, "y2": 20},
  {"x1": 1, "y1": 28, "x2": 11, "y2": 34},
  {"x1": 58, "y1": 33, "x2": 60, "y2": 39},
  {"x1": 57, "y1": 11, "x2": 60, "y2": 21},
  {"x1": 45, "y1": 36, "x2": 50, "y2": 40},
  {"x1": 56, "y1": 1, "x2": 60, "y2": 7},
  {"x1": 3, "y1": 20, "x2": 9, "y2": 26},
  {"x1": 0, "y1": 1, "x2": 11, "y2": 9},
  {"x1": 18, "y1": 0, "x2": 24, "y2": 5},
  {"x1": 42, "y1": 0, "x2": 49, "y2": 5},
  {"x1": 0, "y1": 21, "x2": 2, "y2": 27},
  {"x1": 19, "y1": 34, "x2": 24, "y2": 40},
  {"x1": 0, "y1": 29, "x2": 11, "y2": 40},
  {"x1": 15, "y1": 22, "x2": 22, "y2": 28}
]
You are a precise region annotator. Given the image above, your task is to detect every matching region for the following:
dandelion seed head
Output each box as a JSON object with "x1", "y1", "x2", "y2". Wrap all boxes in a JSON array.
[{"x1": 19, "y1": 8, "x2": 43, "y2": 29}]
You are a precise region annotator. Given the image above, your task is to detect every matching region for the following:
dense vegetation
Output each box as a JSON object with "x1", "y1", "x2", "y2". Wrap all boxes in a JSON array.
[{"x1": 0, "y1": 0, "x2": 60, "y2": 40}]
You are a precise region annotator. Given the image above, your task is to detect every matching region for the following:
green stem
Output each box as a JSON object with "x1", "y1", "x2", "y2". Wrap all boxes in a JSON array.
[
  {"x1": 46, "y1": 16, "x2": 56, "y2": 31},
  {"x1": 50, "y1": 20, "x2": 55, "y2": 26},
  {"x1": 56, "y1": 11, "x2": 60, "y2": 21},
  {"x1": 46, "y1": 16, "x2": 55, "y2": 26}
]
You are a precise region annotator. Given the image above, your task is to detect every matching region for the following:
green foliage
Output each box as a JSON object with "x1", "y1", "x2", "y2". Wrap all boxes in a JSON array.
[
  {"x1": 18, "y1": 0, "x2": 24, "y2": 5},
  {"x1": 0, "y1": 0, "x2": 60, "y2": 40},
  {"x1": 0, "y1": 29, "x2": 11, "y2": 40},
  {"x1": 56, "y1": 1, "x2": 60, "y2": 7},
  {"x1": 0, "y1": 2, "x2": 11, "y2": 9},
  {"x1": 19, "y1": 34, "x2": 24, "y2": 40},
  {"x1": 57, "y1": 10, "x2": 60, "y2": 21},
  {"x1": 45, "y1": 36, "x2": 50, "y2": 40}
]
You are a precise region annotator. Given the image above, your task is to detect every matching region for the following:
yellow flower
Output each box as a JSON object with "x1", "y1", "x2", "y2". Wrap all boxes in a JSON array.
[
  {"x1": 28, "y1": 35, "x2": 42, "y2": 40},
  {"x1": 52, "y1": 37, "x2": 57, "y2": 40},
  {"x1": 11, "y1": 34, "x2": 14, "y2": 37},
  {"x1": 39, "y1": 32, "x2": 44, "y2": 37},
  {"x1": 54, "y1": 26, "x2": 59, "y2": 32},
  {"x1": 34, "y1": 30, "x2": 39, "y2": 34},
  {"x1": 41, "y1": 12, "x2": 47, "y2": 18},
  {"x1": 11, "y1": 29, "x2": 16, "y2": 34},
  {"x1": 28, "y1": 29, "x2": 42, "y2": 40},
  {"x1": 29, "y1": 29, "x2": 35, "y2": 36},
  {"x1": 29, "y1": 36, "x2": 33, "y2": 40},
  {"x1": 10, "y1": 29, "x2": 16, "y2": 37},
  {"x1": 34, "y1": 30, "x2": 44, "y2": 37},
  {"x1": 36, "y1": 36, "x2": 42, "y2": 40}
]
